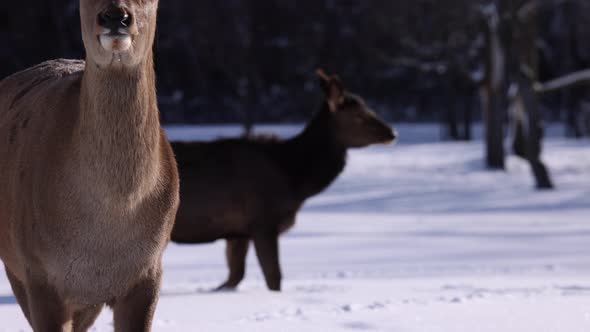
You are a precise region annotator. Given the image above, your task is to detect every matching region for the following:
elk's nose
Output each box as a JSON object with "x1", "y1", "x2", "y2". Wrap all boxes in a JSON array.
[
  {"x1": 388, "y1": 128, "x2": 398, "y2": 142},
  {"x1": 98, "y1": 6, "x2": 132, "y2": 32},
  {"x1": 379, "y1": 126, "x2": 397, "y2": 144}
]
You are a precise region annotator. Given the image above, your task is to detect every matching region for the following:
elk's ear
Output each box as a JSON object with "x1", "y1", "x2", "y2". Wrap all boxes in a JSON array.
[{"x1": 316, "y1": 69, "x2": 344, "y2": 112}]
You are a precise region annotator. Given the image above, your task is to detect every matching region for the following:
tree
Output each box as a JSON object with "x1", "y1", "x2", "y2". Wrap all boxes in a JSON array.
[{"x1": 480, "y1": 2, "x2": 507, "y2": 169}]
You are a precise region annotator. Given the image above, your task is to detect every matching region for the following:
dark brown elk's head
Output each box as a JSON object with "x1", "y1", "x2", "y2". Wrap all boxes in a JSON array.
[
  {"x1": 80, "y1": 0, "x2": 158, "y2": 68},
  {"x1": 317, "y1": 69, "x2": 397, "y2": 148}
]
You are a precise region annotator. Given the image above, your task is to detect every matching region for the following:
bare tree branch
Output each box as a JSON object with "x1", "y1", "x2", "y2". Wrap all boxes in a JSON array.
[{"x1": 535, "y1": 68, "x2": 590, "y2": 94}]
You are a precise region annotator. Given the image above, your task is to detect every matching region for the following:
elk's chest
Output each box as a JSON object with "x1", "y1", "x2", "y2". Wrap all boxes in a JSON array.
[{"x1": 36, "y1": 197, "x2": 172, "y2": 304}]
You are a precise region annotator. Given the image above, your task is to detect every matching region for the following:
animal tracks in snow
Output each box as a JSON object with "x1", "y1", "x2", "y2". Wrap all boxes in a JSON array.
[{"x1": 241, "y1": 299, "x2": 395, "y2": 323}]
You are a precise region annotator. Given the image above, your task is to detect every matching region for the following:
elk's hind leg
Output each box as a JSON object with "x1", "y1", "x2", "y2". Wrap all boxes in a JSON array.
[
  {"x1": 5, "y1": 268, "x2": 31, "y2": 324},
  {"x1": 253, "y1": 232, "x2": 282, "y2": 291},
  {"x1": 216, "y1": 238, "x2": 249, "y2": 291}
]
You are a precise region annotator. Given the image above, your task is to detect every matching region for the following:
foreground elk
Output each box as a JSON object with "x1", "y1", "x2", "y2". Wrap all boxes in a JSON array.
[
  {"x1": 171, "y1": 70, "x2": 396, "y2": 291},
  {"x1": 0, "y1": 0, "x2": 179, "y2": 330}
]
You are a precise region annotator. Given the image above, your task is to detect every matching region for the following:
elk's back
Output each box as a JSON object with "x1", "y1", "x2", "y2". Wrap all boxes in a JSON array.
[{"x1": 172, "y1": 140, "x2": 299, "y2": 242}]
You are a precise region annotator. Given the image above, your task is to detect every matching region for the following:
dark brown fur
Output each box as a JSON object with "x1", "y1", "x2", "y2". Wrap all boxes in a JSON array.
[{"x1": 171, "y1": 71, "x2": 396, "y2": 291}]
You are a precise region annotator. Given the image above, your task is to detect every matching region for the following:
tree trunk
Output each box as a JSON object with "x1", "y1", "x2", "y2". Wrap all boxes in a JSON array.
[
  {"x1": 510, "y1": 0, "x2": 554, "y2": 189},
  {"x1": 484, "y1": 85, "x2": 506, "y2": 169},
  {"x1": 442, "y1": 79, "x2": 460, "y2": 140},
  {"x1": 516, "y1": 77, "x2": 554, "y2": 189},
  {"x1": 482, "y1": 4, "x2": 506, "y2": 169},
  {"x1": 462, "y1": 93, "x2": 473, "y2": 141},
  {"x1": 243, "y1": 69, "x2": 262, "y2": 137}
]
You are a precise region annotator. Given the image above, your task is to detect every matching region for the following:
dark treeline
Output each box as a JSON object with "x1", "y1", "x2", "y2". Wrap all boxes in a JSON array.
[{"x1": 1, "y1": 0, "x2": 590, "y2": 127}]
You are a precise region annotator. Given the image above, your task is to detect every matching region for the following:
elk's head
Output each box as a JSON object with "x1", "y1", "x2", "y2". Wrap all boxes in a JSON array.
[
  {"x1": 317, "y1": 69, "x2": 397, "y2": 148},
  {"x1": 80, "y1": 0, "x2": 158, "y2": 68}
]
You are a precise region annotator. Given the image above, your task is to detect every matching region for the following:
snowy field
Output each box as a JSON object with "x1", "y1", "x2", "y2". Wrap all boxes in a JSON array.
[{"x1": 1, "y1": 124, "x2": 589, "y2": 331}]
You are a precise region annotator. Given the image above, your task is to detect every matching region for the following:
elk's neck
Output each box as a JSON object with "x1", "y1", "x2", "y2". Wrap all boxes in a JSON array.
[
  {"x1": 76, "y1": 57, "x2": 161, "y2": 203},
  {"x1": 284, "y1": 104, "x2": 347, "y2": 200}
]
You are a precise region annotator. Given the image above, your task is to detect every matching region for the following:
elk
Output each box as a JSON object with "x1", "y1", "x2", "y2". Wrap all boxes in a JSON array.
[
  {"x1": 171, "y1": 70, "x2": 396, "y2": 291},
  {"x1": 0, "y1": 0, "x2": 178, "y2": 331}
]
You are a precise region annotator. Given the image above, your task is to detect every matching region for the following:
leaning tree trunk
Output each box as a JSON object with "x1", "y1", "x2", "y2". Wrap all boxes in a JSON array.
[
  {"x1": 509, "y1": 0, "x2": 554, "y2": 189},
  {"x1": 512, "y1": 77, "x2": 554, "y2": 189}
]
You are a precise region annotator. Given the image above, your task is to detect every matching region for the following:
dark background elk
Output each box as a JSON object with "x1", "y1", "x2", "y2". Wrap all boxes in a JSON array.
[{"x1": 170, "y1": 71, "x2": 396, "y2": 291}]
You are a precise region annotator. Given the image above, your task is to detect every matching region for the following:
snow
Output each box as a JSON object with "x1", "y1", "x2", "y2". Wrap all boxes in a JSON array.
[{"x1": 1, "y1": 124, "x2": 589, "y2": 331}]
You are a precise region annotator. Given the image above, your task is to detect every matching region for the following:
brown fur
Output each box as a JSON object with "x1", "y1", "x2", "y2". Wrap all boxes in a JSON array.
[
  {"x1": 0, "y1": 1, "x2": 179, "y2": 331},
  {"x1": 171, "y1": 71, "x2": 396, "y2": 291}
]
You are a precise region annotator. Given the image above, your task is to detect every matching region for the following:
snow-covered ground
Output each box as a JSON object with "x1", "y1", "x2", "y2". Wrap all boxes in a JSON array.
[{"x1": 1, "y1": 124, "x2": 589, "y2": 331}]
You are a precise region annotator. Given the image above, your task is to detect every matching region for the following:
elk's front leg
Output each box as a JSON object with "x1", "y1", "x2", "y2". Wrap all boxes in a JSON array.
[
  {"x1": 216, "y1": 238, "x2": 250, "y2": 291},
  {"x1": 113, "y1": 270, "x2": 161, "y2": 332},
  {"x1": 253, "y1": 232, "x2": 282, "y2": 291},
  {"x1": 27, "y1": 276, "x2": 73, "y2": 332},
  {"x1": 73, "y1": 304, "x2": 104, "y2": 332},
  {"x1": 5, "y1": 268, "x2": 31, "y2": 325}
]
